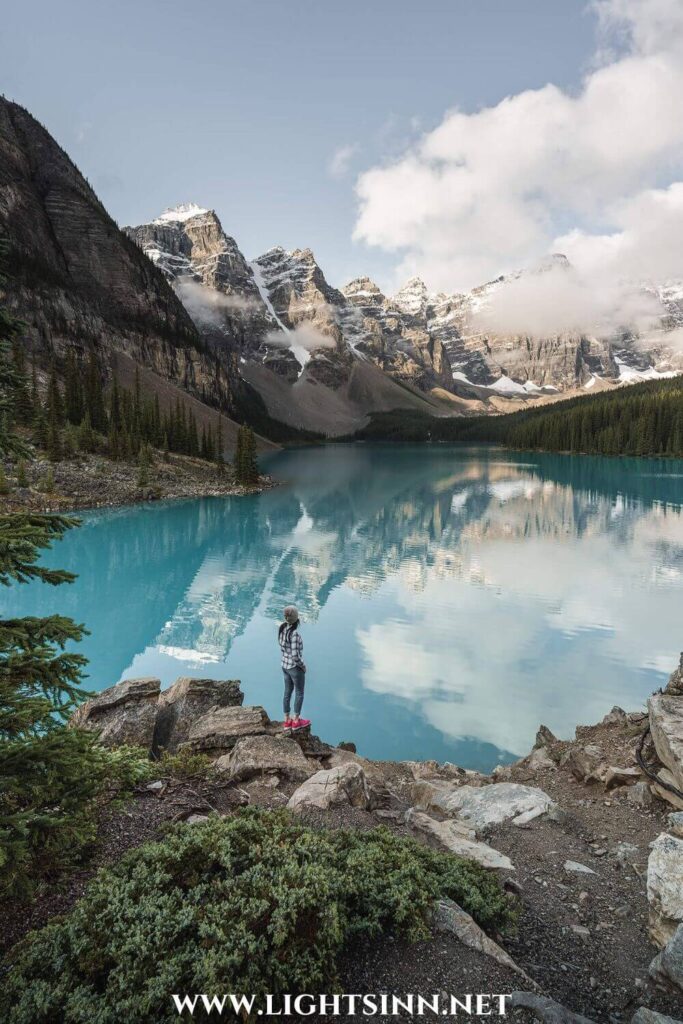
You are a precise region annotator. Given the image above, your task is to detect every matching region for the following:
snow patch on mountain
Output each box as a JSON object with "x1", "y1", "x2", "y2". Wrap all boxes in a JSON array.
[{"x1": 153, "y1": 203, "x2": 209, "y2": 224}]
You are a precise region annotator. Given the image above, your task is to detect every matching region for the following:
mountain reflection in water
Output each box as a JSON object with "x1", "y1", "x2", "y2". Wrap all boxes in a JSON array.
[{"x1": 4, "y1": 444, "x2": 683, "y2": 771}]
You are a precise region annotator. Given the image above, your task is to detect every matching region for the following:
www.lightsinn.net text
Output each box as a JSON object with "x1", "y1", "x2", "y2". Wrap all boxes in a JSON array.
[{"x1": 172, "y1": 992, "x2": 511, "y2": 1017}]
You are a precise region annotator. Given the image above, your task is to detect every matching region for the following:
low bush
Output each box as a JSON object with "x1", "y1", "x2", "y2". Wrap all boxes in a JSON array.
[
  {"x1": 155, "y1": 746, "x2": 215, "y2": 780},
  {"x1": 1, "y1": 807, "x2": 514, "y2": 1023}
]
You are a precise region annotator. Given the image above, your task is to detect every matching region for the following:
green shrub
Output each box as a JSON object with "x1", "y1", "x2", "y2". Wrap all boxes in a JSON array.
[
  {"x1": 1, "y1": 808, "x2": 514, "y2": 1023},
  {"x1": 156, "y1": 746, "x2": 215, "y2": 780}
]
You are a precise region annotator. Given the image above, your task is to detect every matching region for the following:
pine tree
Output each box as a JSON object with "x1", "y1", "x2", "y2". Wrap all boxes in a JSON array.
[
  {"x1": 0, "y1": 239, "x2": 29, "y2": 462},
  {"x1": 216, "y1": 416, "x2": 225, "y2": 476},
  {"x1": 136, "y1": 442, "x2": 152, "y2": 488},
  {"x1": 63, "y1": 349, "x2": 84, "y2": 426},
  {"x1": 234, "y1": 425, "x2": 259, "y2": 485},
  {"x1": 16, "y1": 459, "x2": 28, "y2": 488},
  {"x1": 0, "y1": 513, "x2": 106, "y2": 896}
]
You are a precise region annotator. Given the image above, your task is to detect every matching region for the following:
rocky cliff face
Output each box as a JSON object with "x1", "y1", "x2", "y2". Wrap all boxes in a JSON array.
[{"x1": 0, "y1": 100, "x2": 238, "y2": 411}]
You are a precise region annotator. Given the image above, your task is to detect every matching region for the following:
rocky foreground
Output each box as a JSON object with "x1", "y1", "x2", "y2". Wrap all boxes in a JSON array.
[{"x1": 7, "y1": 668, "x2": 683, "y2": 1024}]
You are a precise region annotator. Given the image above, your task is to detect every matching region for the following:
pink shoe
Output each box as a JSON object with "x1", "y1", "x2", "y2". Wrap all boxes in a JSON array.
[
  {"x1": 283, "y1": 720, "x2": 293, "y2": 730},
  {"x1": 291, "y1": 718, "x2": 311, "y2": 732}
]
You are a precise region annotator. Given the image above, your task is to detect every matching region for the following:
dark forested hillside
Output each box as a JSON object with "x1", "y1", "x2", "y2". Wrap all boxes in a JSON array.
[{"x1": 354, "y1": 377, "x2": 683, "y2": 458}]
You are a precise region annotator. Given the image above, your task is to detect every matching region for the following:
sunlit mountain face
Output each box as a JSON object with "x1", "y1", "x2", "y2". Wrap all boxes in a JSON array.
[{"x1": 5, "y1": 445, "x2": 683, "y2": 771}]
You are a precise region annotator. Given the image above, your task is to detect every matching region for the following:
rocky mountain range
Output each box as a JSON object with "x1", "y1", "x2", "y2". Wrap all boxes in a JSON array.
[
  {"x1": 2, "y1": 95, "x2": 682, "y2": 442},
  {"x1": 126, "y1": 203, "x2": 683, "y2": 435}
]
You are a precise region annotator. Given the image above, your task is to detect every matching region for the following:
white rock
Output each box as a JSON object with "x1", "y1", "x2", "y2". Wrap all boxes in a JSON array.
[
  {"x1": 440, "y1": 782, "x2": 554, "y2": 832},
  {"x1": 667, "y1": 812, "x2": 683, "y2": 838},
  {"x1": 287, "y1": 763, "x2": 371, "y2": 811},
  {"x1": 647, "y1": 833, "x2": 683, "y2": 947},
  {"x1": 405, "y1": 810, "x2": 514, "y2": 870},
  {"x1": 564, "y1": 860, "x2": 596, "y2": 875}
]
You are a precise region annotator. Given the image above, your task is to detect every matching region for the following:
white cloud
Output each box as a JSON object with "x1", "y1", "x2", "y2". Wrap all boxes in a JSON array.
[
  {"x1": 328, "y1": 143, "x2": 359, "y2": 179},
  {"x1": 176, "y1": 278, "x2": 260, "y2": 324},
  {"x1": 353, "y1": 0, "x2": 683, "y2": 330},
  {"x1": 266, "y1": 322, "x2": 336, "y2": 352}
]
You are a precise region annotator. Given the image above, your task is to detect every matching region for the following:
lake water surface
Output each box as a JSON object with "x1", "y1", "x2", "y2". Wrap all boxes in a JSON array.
[{"x1": 6, "y1": 444, "x2": 683, "y2": 771}]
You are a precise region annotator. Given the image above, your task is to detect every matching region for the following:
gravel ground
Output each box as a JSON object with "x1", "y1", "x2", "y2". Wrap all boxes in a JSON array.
[{"x1": 2, "y1": 716, "x2": 681, "y2": 1023}]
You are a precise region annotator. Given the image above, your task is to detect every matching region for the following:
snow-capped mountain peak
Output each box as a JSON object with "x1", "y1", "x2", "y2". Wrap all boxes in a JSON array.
[
  {"x1": 392, "y1": 276, "x2": 430, "y2": 315},
  {"x1": 153, "y1": 203, "x2": 209, "y2": 224}
]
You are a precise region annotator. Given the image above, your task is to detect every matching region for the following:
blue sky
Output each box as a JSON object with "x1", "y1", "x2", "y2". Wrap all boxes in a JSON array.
[{"x1": 2, "y1": 0, "x2": 598, "y2": 290}]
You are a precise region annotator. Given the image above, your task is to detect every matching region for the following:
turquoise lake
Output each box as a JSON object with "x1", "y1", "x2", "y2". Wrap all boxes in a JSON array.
[{"x1": 5, "y1": 444, "x2": 683, "y2": 771}]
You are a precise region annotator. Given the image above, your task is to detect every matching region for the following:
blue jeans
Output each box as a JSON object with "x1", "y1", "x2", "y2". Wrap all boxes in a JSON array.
[{"x1": 283, "y1": 667, "x2": 305, "y2": 717}]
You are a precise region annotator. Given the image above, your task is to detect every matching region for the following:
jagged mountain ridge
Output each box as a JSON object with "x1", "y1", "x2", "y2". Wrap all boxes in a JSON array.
[
  {"x1": 0, "y1": 101, "x2": 243, "y2": 417},
  {"x1": 127, "y1": 204, "x2": 683, "y2": 427}
]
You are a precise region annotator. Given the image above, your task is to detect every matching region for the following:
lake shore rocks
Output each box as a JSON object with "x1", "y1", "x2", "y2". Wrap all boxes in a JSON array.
[
  {"x1": 217, "y1": 734, "x2": 315, "y2": 784},
  {"x1": 648, "y1": 694, "x2": 683, "y2": 794},
  {"x1": 70, "y1": 676, "x2": 160, "y2": 748},
  {"x1": 287, "y1": 763, "x2": 371, "y2": 811},
  {"x1": 153, "y1": 677, "x2": 243, "y2": 755}
]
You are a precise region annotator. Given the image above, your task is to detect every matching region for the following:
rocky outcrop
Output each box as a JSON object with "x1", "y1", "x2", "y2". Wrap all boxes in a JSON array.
[
  {"x1": 184, "y1": 705, "x2": 271, "y2": 756},
  {"x1": 631, "y1": 1009, "x2": 682, "y2": 1024},
  {"x1": 216, "y1": 734, "x2": 316, "y2": 783},
  {"x1": 152, "y1": 677, "x2": 243, "y2": 755},
  {"x1": 287, "y1": 763, "x2": 371, "y2": 811},
  {"x1": 648, "y1": 694, "x2": 683, "y2": 793},
  {"x1": 70, "y1": 677, "x2": 160, "y2": 749},
  {"x1": 647, "y1": 833, "x2": 683, "y2": 946}
]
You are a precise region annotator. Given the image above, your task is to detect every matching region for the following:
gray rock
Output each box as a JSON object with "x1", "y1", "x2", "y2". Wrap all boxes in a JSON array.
[
  {"x1": 324, "y1": 749, "x2": 393, "y2": 809},
  {"x1": 604, "y1": 765, "x2": 642, "y2": 789},
  {"x1": 631, "y1": 1009, "x2": 682, "y2": 1024},
  {"x1": 184, "y1": 705, "x2": 270, "y2": 756},
  {"x1": 600, "y1": 706, "x2": 628, "y2": 726},
  {"x1": 440, "y1": 782, "x2": 554, "y2": 832},
  {"x1": 216, "y1": 734, "x2": 316, "y2": 783},
  {"x1": 509, "y1": 991, "x2": 596, "y2": 1024},
  {"x1": 70, "y1": 677, "x2": 160, "y2": 750},
  {"x1": 405, "y1": 809, "x2": 514, "y2": 870},
  {"x1": 612, "y1": 842, "x2": 640, "y2": 867},
  {"x1": 628, "y1": 782, "x2": 654, "y2": 807},
  {"x1": 653, "y1": 769, "x2": 683, "y2": 811},
  {"x1": 567, "y1": 744, "x2": 607, "y2": 784},
  {"x1": 145, "y1": 780, "x2": 164, "y2": 791},
  {"x1": 153, "y1": 677, "x2": 243, "y2": 754},
  {"x1": 186, "y1": 814, "x2": 209, "y2": 825},
  {"x1": 647, "y1": 833, "x2": 683, "y2": 946},
  {"x1": 667, "y1": 811, "x2": 683, "y2": 837},
  {"x1": 287, "y1": 763, "x2": 371, "y2": 811},
  {"x1": 649, "y1": 922, "x2": 683, "y2": 994},
  {"x1": 648, "y1": 693, "x2": 683, "y2": 792},
  {"x1": 535, "y1": 724, "x2": 557, "y2": 749},
  {"x1": 526, "y1": 746, "x2": 557, "y2": 771},
  {"x1": 434, "y1": 898, "x2": 537, "y2": 986}
]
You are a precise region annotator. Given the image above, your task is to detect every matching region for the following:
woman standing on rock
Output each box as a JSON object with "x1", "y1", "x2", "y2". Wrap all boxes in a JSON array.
[{"x1": 279, "y1": 605, "x2": 311, "y2": 733}]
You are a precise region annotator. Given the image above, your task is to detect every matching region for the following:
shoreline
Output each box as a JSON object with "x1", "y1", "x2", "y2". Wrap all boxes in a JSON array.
[{"x1": 0, "y1": 450, "x2": 278, "y2": 515}]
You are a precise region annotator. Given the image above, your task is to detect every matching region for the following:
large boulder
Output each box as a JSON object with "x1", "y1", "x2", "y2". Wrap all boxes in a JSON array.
[
  {"x1": 647, "y1": 833, "x2": 683, "y2": 946},
  {"x1": 153, "y1": 677, "x2": 243, "y2": 754},
  {"x1": 216, "y1": 734, "x2": 316, "y2": 783},
  {"x1": 566, "y1": 744, "x2": 607, "y2": 784},
  {"x1": 438, "y1": 783, "x2": 554, "y2": 832},
  {"x1": 324, "y1": 749, "x2": 394, "y2": 808},
  {"x1": 70, "y1": 677, "x2": 160, "y2": 750},
  {"x1": 405, "y1": 809, "x2": 514, "y2": 870},
  {"x1": 649, "y1": 694, "x2": 683, "y2": 793},
  {"x1": 649, "y1": 922, "x2": 683, "y2": 995},
  {"x1": 183, "y1": 705, "x2": 270, "y2": 756},
  {"x1": 287, "y1": 763, "x2": 371, "y2": 811}
]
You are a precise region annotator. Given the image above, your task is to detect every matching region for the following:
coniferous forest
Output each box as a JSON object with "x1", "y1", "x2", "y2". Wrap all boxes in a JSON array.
[{"x1": 355, "y1": 376, "x2": 683, "y2": 458}]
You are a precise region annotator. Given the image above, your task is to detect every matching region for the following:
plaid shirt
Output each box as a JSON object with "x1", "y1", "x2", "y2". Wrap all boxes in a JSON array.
[{"x1": 279, "y1": 626, "x2": 304, "y2": 670}]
